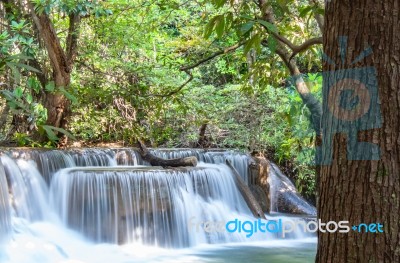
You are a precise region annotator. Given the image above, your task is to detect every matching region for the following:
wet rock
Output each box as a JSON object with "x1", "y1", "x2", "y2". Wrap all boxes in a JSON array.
[
  {"x1": 249, "y1": 185, "x2": 269, "y2": 213},
  {"x1": 249, "y1": 155, "x2": 271, "y2": 213}
]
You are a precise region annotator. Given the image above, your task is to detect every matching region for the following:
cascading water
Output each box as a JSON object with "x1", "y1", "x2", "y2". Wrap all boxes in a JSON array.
[
  {"x1": 0, "y1": 148, "x2": 317, "y2": 263},
  {"x1": 50, "y1": 164, "x2": 252, "y2": 247},
  {"x1": 27, "y1": 149, "x2": 119, "y2": 183},
  {"x1": 1, "y1": 156, "x2": 50, "y2": 222},
  {"x1": 0, "y1": 159, "x2": 11, "y2": 242},
  {"x1": 269, "y1": 163, "x2": 317, "y2": 216}
]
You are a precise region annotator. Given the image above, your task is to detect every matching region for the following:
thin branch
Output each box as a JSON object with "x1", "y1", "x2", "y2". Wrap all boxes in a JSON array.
[
  {"x1": 163, "y1": 42, "x2": 245, "y2": 98},
  {"x1": 261, "y1": 24, "x2": 322, "y2": 58},
  {"x1": 257, "y1": 0, "x2": 321, "y2": 59},
  {"x1": 78, "y1": 60, "x2": 193, "y2": 98},
  {"x1": 309, "y1": 0, "x2": 324, "y2": 32},
  {"x1": 180, "y1": 42, "x2": 245, "y2": 71},
  {"x1": 288, "y1": 37, "x2": 323, "y2": 60},
  {"x1": 144, "y1": 70, "x2": 193, "y2": 98}
]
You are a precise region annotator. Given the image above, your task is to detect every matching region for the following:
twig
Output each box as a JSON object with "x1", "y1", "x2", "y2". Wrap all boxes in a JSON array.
[{"x1": 180, "y1": 42, "x2": 245, "y2": 71}]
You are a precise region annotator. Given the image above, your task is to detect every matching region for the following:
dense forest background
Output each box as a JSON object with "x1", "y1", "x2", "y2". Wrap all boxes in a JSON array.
[{"x1": 0, "y1": 0, "x2": 323, "y2": 201}]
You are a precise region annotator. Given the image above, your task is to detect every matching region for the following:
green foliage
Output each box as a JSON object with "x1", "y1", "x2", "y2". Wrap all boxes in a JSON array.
[{"x1": 0, "y1": 0, "x2": 323, "y2": 198}]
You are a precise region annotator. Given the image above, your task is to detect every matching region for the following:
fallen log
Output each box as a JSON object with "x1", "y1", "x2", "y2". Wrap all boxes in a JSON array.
[
  {"x1": 137, "y1": 140, "x2": 197, "y2": 167},
  {"x1": 226, "y1": 160, "x2": 266, "y2": 219}
]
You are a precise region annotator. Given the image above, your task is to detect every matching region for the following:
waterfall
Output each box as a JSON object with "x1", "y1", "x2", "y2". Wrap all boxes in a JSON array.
[
  {"x1": 0, "y1": 147, "x2": 317, "y2": 261},
  {"x1": 2, "y1": 148, "x2": 248, "y2": 183},
  {"x1": 28, "y1": 149, "x2": 118, "y2": 183},
  {"x1": 0, "y1": 155, "x2": 50, "y2": 222},
  {"x1": 269, "y1": 163, "x2": 316, "y2": 216},
  {"x1": 0, "y1": 157, "x2": 11, "y2": 241},
  {"x1": 50, "y1": 164, "x2": 252, "y2": 247}
]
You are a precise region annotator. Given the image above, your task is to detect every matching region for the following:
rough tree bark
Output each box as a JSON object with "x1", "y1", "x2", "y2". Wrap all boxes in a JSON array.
[
  {"x1": 137, "y1": 140, "x2": 198, "y2": 167},
  {"x1": 317, "y1": 1, "x2": 400, "y2": 262},
  {"x1": 197, "y1": 123, "x2": 208, "y2": 147},
  {"x1": 28, "y1": 5, "x2": 80, "y2": 130}
]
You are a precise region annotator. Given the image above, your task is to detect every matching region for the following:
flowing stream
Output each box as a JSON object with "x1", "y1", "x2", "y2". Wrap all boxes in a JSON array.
[{"x1": 0, "y1": 148, "x2": 316, "y2": 263}]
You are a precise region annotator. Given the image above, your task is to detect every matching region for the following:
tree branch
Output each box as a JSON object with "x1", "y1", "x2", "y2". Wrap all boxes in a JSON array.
[
  {"x1": 288, "y1": 37, "x2": 322, "y2": 60},
  {"x1": 309, "y1": 0, "x2": 324, "y2": 32},
  {"x1": 180, "y1": 42, "x2": 245, "y2": 71},
  {"x1": 257, "y1": 0, "x2": 321, "y2": 60},
  {"x1": 28, "y1": 2, "x2": 70, "y2": 86},
  {"x1": 137, "y1": 139, "x2": 198, "y2": 167},
  {"x1": 158, "y1": 41, "x2": 245, "y2": 98},
  {"x1": 66, "y1": 13, "x2": 81, "y2": 64},
  {"x1": 143, "y1": 69, "x2": 193, "y2": 98},
  {"x1": 260, "y1": 24, "x2": 322, "y2": 59},
  {"x1": 258, "y1": 0, "x2": 322, "y2": 134}
]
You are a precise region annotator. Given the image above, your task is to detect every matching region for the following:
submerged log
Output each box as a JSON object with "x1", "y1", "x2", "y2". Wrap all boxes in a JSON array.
[
  {"x1": 137, "y1": 140, "x2": 197, "y2": 167},
  {"x1": 226, "y1": 160, "x2": 266, "y2": 219}
]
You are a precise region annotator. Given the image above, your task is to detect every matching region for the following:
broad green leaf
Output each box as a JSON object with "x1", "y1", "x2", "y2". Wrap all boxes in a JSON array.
[
  {"x1": 7, "y1": 101, "x2": 17, "y2": 110},
  {"x1": 7, "y1": 54, "x2": 33, "y2": 60},
  {"x1": 299, "y1": 6, "x2": 313, "y2": 18},
  {"x1": 257, "y1": 20, "x2": 277, "y2": 33},
  {"x1": 8, "y1": 64, "x2": 21, "y2": 83},
  {"x1": 41, "y1": 125, "x2": 58, "y2": 142},
  {"x1": 27, "y1": 77, "x2": 40, "y2": 93},
  {"x1": 45, "y1": 81, "x2": 55, "y2": 92},
  {"x1": 14, "y1": 87, "x2": 23, "y2": 98},
  {"x1": 225, "y1": 12, "x2": 233, "y2": 30},
  {"x1": 59, "y1": 87, "x2": 78, "y2": 104},
  {"x1": 213, "y1": 0, "x2": 226, "y2": 8},
  {"x1": 215, "y1": 16, "x2": 225, "y2": 38},
  {"x1": 43, "y1": 125, "x2": 76, "y2": 140},
  {"x1": 204, "y1": 16, "x2": 219, "y2": 39},
  {"x1": 244, "y1": 34, "x2": 261, "y2": 55},
  {"x1": 6, "y1": 61, "x2": 40, "y2": 73},
  {"x1": 267, "y1": 35, "x2": 278, "y2": 53},
  {"x1": 315, "y1": 7, "x2": 325, "y2": 15},
  {"x1": 0, "y1": 90, "x2": 14, "y2": 101},
  {"x1": 16, "y1": 63, "x2": 41, "y2": 73},
  {"x1": 26, "y1": 93, "x2": 33, "y2": 104},
  {"x1": 240, "y1": 21, "x2": 255, "y2": 35}
]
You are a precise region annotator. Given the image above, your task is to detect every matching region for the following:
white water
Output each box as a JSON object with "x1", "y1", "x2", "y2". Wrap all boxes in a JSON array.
[
  {"x1": 269, "y1": 163, "x2": 317, "y2": 215},
  {"x1": 0, "y1": 149, "x2": 317, "y2": 263},
  {"x1": 0, "y1": 160, "x2": 11, "y2": 242},
  {"x1": 50, "y1": 163, "x2": 256, "y2": 247}
]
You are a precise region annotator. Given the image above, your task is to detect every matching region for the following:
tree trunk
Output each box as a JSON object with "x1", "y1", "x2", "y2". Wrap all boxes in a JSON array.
[
  {"x1": 44, "y1": 92, "x2": 71, "y2": 130},
  {"x1": 197, "y1": 123, "x2": 208, "y2": 147},
  {"x1": 137, "y1": 140, "x2": 198, "y2": 167},
  {"x1": 317, "y1": 1, "x2": 400, "y2": 262},
  {"x1": 28, "y1": 5, "x2": 80, "y2": 131}
]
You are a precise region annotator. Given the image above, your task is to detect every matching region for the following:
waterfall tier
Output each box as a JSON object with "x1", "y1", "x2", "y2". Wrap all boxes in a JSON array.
[
  {"x1": 0, "y1": 147, "x2": 316, "y2": 250},
  {"x1": 51, "y1": 165, "x2": 251, "y2": 247}
]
